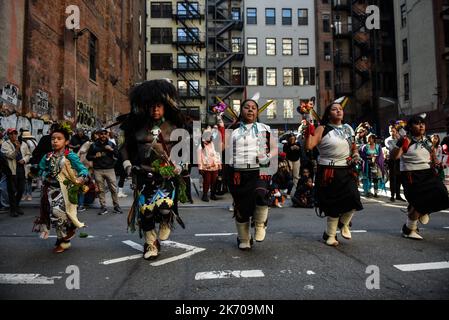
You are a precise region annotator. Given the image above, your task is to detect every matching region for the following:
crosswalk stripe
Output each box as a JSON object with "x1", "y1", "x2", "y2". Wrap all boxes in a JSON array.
[
  {"x1": 195, "y1": 270, "x2": 264, "y2": 280},
  {"x1": 394, "y1": 261, "x2": 449, "y2": 272}
]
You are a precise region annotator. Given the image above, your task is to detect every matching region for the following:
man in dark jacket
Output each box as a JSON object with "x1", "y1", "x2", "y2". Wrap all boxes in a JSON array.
[
  {"x1": 87, "y1": 128, "x2": 122, "y2": 215},
  {"x1": 69, "y1": 128, "x2": 89, "y2": 153}
]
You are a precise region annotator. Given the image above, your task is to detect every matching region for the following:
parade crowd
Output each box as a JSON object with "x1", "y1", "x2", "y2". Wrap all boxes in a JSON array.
[{"x1": 0, "y1": 79, "x2": 448, "y2": 258}]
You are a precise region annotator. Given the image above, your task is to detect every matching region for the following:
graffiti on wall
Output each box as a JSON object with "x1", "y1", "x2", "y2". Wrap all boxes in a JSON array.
[
  {"x1": 31, "y1": 89, "x2": 53, "y2": 117},
  {"x1": 0, "y1": 83, "x2": 20, "y2": 107},
  {"x1": 76, "y1": 100, "x2": 97, "y2": 128},
  {"x1": 0, "y1": 114, "x2": 49, "y2": 142}
]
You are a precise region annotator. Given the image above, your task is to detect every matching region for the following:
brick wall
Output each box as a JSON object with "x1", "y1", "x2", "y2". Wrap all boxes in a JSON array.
[{"x1": 21, "y1": 0, "x2": 144, "y2": 127}]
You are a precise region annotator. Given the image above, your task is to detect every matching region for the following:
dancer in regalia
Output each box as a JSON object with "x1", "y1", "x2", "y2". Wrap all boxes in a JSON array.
[
  {"x1": 392, "y1": 115, "x2": 449, "y2": 240},
  {"x1": 119, "y1": 80, "x2": 186, "y2": 260},
  {"x1": 302, "y1": 102, "x2": 363, "y2": 246},
  {"x1": 34, "y1": 122, "x2": 89, "y2": 253}
]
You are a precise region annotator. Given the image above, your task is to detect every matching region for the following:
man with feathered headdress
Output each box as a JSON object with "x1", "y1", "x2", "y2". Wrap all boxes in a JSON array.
[{"x1": 119, "y1": 79, "x2": 187, "y2": 260}]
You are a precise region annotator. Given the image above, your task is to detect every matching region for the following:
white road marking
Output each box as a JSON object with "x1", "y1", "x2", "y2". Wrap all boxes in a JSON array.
[
  {"x1": 441, "y1": 210, "x2": 449, "y2": 214},
  {"x1": 444, "y1": 227, "x2": 449, "y2": 229},
  {"x1": 101, "y1": 240, "x2": 205, "y2": 266},
  {"x1": 101, "y1": 254, "x2": 142, "y2": 265},
  {"x1": 394, "y1": 261, "x2": 449, "y2": 272},
  {"x1": 195, "y1": 270, "x2": 264, "y2": 280},
  {"x1": 122, "y1": 240, "x2": 143, "y2": 251},
  {"x1": 306, "y1": 270, "x2": 316, "y2": 275},
  {"x1": 336, "y1": 230, "x2": 367, "y2": 234},
  {"x1": 195, "y1": 233, "x2": 237, "y2": 237},
  {"x1": 48, "y1": 235, "x2": 95, "y2": 239},
  {"x1": 0, "y1": 274, "x2": 62, "y2": 285},
  {"x1": 304, "y1": 285, "x2": 314, "y2": 290},
  {"x1": 382, "y1": 204, "x2": 407, "y2": 209},
  {"x1": 151, "y1": 248, "x2": 205, "y2": 267}
]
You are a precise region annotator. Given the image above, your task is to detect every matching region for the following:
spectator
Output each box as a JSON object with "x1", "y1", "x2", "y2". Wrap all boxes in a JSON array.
[
  {"x1": 69, "y1": 128, "x2": 89, "y2": 154},
  {"x1": 87, "y1": 128, "x2": 122, "y2": 215},
  {"x1": 283, "y1": 134, "x2": 302, "y2": 191},
  {"x1": 1, "y1": 128, "x2": 28, "y2": 217},
  {"x1": 20, "y1": 131, "x2": 37, "y2": 201},
  {"x1": 292, "y1": 177, "x2": 315, "y2": 208}
]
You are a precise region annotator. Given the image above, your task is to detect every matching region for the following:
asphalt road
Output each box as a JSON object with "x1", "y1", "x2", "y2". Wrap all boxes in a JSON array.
[{"x1": 1, "y1": 190, "x2": 449, "y2": 301}]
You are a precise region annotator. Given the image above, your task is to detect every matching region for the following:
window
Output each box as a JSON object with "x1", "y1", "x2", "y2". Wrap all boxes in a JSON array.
[
  {"x1": 266, "y1": 38, "x2": 276, "y2": 56},
  {"x1": 282, "y1": 8, "x2": 292, "y2": 25},
  {"x1": 177, "y1": 2, "x2": 199, "y2": 17},
  {"x1": 178, "y1": 80, "x2": 200, "y2": 97},
  {"x1": 231, "y1": 8, "x2": 241, "y2": 21},
  {"x1": 298, "y1": 9, "x2": 308, "y2": 25},
  {"x1": 151, "y1": 53, "x2": 172, "y2": 70},
  {"x1": 232, "y1": 100, "x2": 241, "y2": 116},
  {"x1": 266, "y1": 68, "x2": 277, "y2": 86},
  {"x1": 323, "y1": 14, "x2": 330, "y2": 32},
  {"x1": 139, "y1": 16, "x2": 142, "y2": 35},
  {"x1": 299, "y1": 68, "x2": 310, "y2": 86},
  {"x1": 401, "y1": 4, "x2": 407, "y2": 28},
  {"x1": 265, "y1": 8, "x2": 276, "y2": 25},
  {"x1": 283, "y1": 68, "x2": 293, "y2": 86},
  {"x1": 151, "y1": 28, "x2": 172, "y2": 44},
  {"x1": 247, "y1": 68, "x2": 258, "y2": 86},
  {"x1": 282, "y1": 38, "x2": 293, "y2": 56},
  {"x1": 283, "y1": 99, "x2": 294, "y2": 119},
  {"x1": 325, "y1": 71, "x2": 332, "y2": 89},
  {"x1": 267, "y1": 100, "x2": 277, "y2": 119},
  {"x1": 177, "y1": 28, "x2": 199, "y2": 42},
  {"x1": 299, "y1": 38, "x2": 309, "y2": 55},
  {"x1": 177, "y1": 54, "x2": 199, "y2": 69},
  {"x1": 324, "y1": 42, "x2": 331, "y2": 60},
  {"x1": 404, "y1": 73, "x2": 410, "y2": 101},
  {"x1": 402, "y1": 39, "x2": 408, "y2": 63},
  {"x1": 247, "y1": 8, "x2": 257, "y2": 24},
  {"x1": 89, "y1": 33, "x2": 97, "y2": 81},
  {"x1": 138, "y1": 49, "x2": 142, "y2": 73},
  {"x1": 232, "y1": 37, "x2": 242, "y2": 53},
  {"x1": 232, "y1": 68, "x2": 242, "y2": 85},
  {"x1": 247, "y1": 38, "x2": 257, "y2": 55},
  {"x1": 151, "y1": 2, "x2": 172, "y2": 18}
]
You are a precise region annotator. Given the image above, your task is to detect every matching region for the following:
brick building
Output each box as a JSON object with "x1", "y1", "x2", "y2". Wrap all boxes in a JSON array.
[{"x1": 0, "y1": 0, "x2": 146, "y2": 128}]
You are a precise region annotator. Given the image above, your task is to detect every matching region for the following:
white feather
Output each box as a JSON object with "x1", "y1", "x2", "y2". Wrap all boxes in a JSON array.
[{"x1": 251, "y1": 92, "x2": 260, "y2": 102}]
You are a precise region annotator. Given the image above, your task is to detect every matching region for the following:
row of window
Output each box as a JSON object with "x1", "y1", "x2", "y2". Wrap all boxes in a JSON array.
[
  {"x1": 247, "y1": 38, "x2": 310, "y2": 56},
  {"x1": 150, "y1": 30, "x2": 310, "y2": 57},
  {"x1": 151, "y1": 27, "x2": 202, "y2": 44},
  {"x1": 151, "y1": 2, "x2": 201, "y2": 18},
  {"x1": 230, "y1": 99, "x2": 300, "y2": 120},
  {"x1": 246, "y1": 67, "x2": 316, "y2": 87},
  {"x1": 246, "y1": 8, "x2": 309, "y2": 26}
]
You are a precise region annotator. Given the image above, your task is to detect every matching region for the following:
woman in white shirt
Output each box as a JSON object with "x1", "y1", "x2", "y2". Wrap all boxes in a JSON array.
[
  {"x1": 227, "y1": 99, "x2": 275, "y2": 251},
  {"x1": 392, "y1": 115, "x2": 449, "y2": 240},
  {"x1": 303, "y1": 103, "x2": 363, "y2": 247}
]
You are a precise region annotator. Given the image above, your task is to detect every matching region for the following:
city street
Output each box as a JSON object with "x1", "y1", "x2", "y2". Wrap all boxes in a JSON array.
[{"x1": 1, "y1": 187, "x2": 448, "y2": 300}]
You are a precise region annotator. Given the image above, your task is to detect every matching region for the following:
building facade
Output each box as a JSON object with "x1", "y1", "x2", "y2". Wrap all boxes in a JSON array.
[
  {"x1": 394, "y1": 0, "x2": 449, "y2": 134},
  {"x1": 0, "y1": 0, "x2": 146, "y2": 128},
  {"x1": 0, "y1": 0, "x2": 26, "y2": 113},
  {"x1": 146, "y1": 0, "x2": 207, "y2": 121},
  {"x1": 244, "y1": 0, "x2": 317, "y2": 131}
]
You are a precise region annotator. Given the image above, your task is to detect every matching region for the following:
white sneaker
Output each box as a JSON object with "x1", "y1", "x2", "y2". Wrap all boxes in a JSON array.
[
  {"x1": 276, "y1": 203, "x2": 283, "y2": 208},
  {"x1": 118, "y1": 192, "x2": 128, "y2": 198},
  {"x1": 419, "y1": 214, "x2": 430, "y2": 225},
  {"x1": 229, "y1": 205, "x2": 234, "y2": 212}
]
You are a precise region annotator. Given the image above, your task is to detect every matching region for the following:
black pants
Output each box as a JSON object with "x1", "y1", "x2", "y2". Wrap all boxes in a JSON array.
[
  {"x1": 7, "y1": 165, "x2": 26, "y2": 212},
  {"x1": 388, "y1": 159, "x2": 401, "y2": 198}
]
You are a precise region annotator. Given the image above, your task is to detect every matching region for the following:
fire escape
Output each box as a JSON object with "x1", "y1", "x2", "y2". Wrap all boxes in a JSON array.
[
  {"x1": 172, "y1": 1, "x2": 206, "y2": 109},
  {"x1": 332, "y1": 0, "x2": 373, "y2": 121},
  {"x1": 207, "y1": 0, "x2": 244, "y2": 119}
]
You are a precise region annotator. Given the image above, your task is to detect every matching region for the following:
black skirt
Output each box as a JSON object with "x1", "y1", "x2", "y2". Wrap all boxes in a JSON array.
[
  {"x1": 315, "y1": 166, "x2": 363, "y2": 218},
  {"x1": 401, "y1": 169, "x2": 449, "y2": 214},
  {"x1": 227, "y1": 167, "x2": 270, "y2": 221}
]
